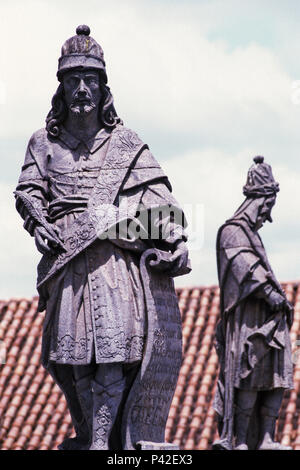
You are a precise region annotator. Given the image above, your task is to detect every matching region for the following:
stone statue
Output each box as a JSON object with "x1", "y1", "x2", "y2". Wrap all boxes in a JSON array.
[
  {"x1": 213, "y1": 156, "x2": 294, "y2": 451},
  {"x1": 15, "y1": 25, "x2": 191, "y2": 450}
]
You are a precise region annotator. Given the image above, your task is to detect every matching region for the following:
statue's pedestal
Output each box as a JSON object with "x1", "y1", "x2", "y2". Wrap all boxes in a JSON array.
[{"x1": 136, "y1": 441, "x2": 180, "y2": 450}]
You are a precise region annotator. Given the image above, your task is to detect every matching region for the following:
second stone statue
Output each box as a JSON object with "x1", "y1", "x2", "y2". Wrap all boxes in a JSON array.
[{"x1": 213, "y1": 156, "x2": 294, "y2": 450}]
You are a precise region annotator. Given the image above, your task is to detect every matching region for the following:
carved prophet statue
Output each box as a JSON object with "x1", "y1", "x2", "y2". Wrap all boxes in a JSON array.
[
  {"x1": 15, "y1": 25, "x2": 191, "y2": 450},
  {"x1": 213, "y1": 156, "x2": 293, "y2": 450}
]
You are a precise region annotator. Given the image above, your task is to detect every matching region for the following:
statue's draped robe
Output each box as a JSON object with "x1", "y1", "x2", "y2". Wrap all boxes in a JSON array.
[
  {"x1": 213, "y1": 215, "x2": 293, "y2": 449},
  {"x1": 15, "y1": 125, "x2": 186, "y2": 368}
]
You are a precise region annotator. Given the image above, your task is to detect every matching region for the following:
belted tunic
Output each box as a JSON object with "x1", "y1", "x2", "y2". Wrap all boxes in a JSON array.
[{"x1": 15, "y1": 125, "x2": 187, "y2": 367}]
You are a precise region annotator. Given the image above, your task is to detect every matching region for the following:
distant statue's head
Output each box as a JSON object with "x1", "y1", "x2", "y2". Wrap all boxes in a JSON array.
[
  {"x1": 233, "y1": 156, "x2": 280, "y2": 231},
  {"x1": 243, "y1": 156, "x2": 279, "y2": 200},
  {"x1": 46, "y1": 25, "x2": 121, "y2": 136}
]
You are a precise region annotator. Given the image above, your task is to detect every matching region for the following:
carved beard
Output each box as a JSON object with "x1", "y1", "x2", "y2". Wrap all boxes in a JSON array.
[{"x1": 69, "y1": 100, "x2": 96, "y2": 115}]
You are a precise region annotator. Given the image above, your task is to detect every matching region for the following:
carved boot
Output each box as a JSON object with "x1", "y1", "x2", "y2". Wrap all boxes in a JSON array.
[
  {"x1": 58, "y1": 409, "x2": 90, "y2": 451},
  {"x1": 89, "y1": 378, "x2": 125, "y2": 450},
  {"x1": 234, "y1": 407, "x2": 253, "y2": 450},
  {"x1": 68, "y1": 375, "x2": 94, "y2": 449},
  {"x1": 257, "y1": 406, "x2": 292, "y2": 450},
  {"x1": 49, "y1": 365, "x2": 91, "y2": 451}
]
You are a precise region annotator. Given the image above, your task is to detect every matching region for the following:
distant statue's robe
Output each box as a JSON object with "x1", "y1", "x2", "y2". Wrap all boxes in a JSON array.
[{"x1": 213, "y1": 214, "x2": 293, "y2": 450}]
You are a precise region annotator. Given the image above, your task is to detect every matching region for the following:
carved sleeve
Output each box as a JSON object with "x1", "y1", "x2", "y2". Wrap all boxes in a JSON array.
[
  {"x1": 218, "y1": 225, "x2": 271, "y2": 313},
  {"x1": 15, "y1": 132, "x2": 49, "y2": 236},
  {"x1": 253, "y1": 282, "x2": 286, "y2": 302}
]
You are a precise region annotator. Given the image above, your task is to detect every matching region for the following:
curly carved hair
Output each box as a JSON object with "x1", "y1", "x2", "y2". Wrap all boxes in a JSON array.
[{"x1": 46, "y1": 73, "x2": 122, "y2": 137}]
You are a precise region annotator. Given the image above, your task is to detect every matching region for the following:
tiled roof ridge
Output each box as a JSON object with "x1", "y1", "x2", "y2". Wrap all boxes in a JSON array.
[{"x1": 0, "y1": 281, "x2": 298, "y2": 306}]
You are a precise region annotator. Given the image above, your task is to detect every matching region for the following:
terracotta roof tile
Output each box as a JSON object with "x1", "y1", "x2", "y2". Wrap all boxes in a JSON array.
[{"x1": 0, "y1": 283, "x2": 300, "y2": 449}]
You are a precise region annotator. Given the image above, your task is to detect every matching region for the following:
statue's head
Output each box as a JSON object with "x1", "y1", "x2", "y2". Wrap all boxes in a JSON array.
[
  {"x1": 233, "y1": 156, "x2": 280, "y2": 230},
  {"x1": 46, "y1": 25, "x2": 121, "y2": 136}
]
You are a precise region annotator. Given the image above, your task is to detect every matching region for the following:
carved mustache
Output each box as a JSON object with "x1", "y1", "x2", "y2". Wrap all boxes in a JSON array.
[{"x1": 70, "y1": 99, "x2": 96, "y2": 109}]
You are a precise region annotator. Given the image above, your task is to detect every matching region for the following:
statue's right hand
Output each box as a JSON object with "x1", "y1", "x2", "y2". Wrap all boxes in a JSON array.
[
  {"x1": 34, "y1": 226, "x2": 60, "y2": 255},
  {"x1": 266, "y1": 290, "x2": 287, "y2": 312}
]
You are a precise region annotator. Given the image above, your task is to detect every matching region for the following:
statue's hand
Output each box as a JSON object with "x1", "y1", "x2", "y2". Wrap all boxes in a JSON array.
[
  {"x1": 266, "y1": 290, "x2": 287, "y2": 312},
  {"x1": 168, "y1": 240, "x2": 189, "y2": 275},
  {"x1": 285, "y1": 301, "x2": 294, "y2": 329},
  {"x1": 34, "y1": 225, "x2": 62, "y2": 255}
]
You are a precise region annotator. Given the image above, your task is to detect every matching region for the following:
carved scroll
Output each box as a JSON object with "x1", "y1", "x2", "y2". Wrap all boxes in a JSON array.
[{"x1": 121, "y1": 249, "x2": 182, "y2": 449}]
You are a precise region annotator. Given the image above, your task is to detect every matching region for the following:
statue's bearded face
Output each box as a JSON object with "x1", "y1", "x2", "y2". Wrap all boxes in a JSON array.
[{"x1": 62, "y1": 69, "x2": 101, "y2": 115}]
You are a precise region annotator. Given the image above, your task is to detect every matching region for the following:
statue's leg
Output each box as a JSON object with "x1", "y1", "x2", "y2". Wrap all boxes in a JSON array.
[
  {"x1": 72, "y1": 362, "x2": 97, "y2": 448},
  {"x1": 234, "y1": 389, "x2": 257, "y2": 450},
  {"x1": 89, "y1": 363, "x2": 126, "y2": 450},
  {"x1": 47, "y1": 362, "x2": 92, "y2": 450},
  {"x1": 257, "y1": 388, "x2": 292, "y2": 450},
  {"x1": 110, "y1": 361, "x2": 140, "y2": 449}
]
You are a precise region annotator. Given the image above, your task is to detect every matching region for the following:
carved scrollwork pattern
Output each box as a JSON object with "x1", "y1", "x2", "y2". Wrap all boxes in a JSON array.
[
  {"x1": 51, "y1": 334, "x2": 88, "y2": 362},
  {"x1": 95, "y1": 332, "x2": 144, "y2": 362}
]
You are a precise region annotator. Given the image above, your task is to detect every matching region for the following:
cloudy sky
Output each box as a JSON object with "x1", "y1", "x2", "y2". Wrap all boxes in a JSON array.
[{"x1": 1, "y1": 0, "x2": 300, "y2": 298}]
